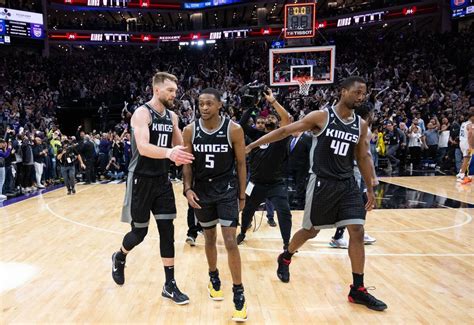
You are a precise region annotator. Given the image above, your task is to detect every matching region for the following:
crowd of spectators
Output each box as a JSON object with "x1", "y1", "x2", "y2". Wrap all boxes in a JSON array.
[{"x1": 0, "y1": 25, "x2": 473, "y2": 200}]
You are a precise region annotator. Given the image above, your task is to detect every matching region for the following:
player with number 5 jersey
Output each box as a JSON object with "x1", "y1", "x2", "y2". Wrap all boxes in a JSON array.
[{"x1": 182, "y1": 88, "x2": 248, "y2": 322}]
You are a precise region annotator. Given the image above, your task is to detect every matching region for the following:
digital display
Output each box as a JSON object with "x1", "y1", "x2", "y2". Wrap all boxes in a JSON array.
[
  {"x1": 451, "y1": 0, "x2": 474, "y2": 18},
  {"x1": 284, "y1": 3, "x2": 316, "y2": 39},
  {"x1": 48, "y1": 4, "x2": 439, "y2": 45},
  {"x1": 51, "y1": 0, "x2": 241, "y2": 9},
  {"x1": 0, "y1": 8, "x2": 43, "y2": 45}
]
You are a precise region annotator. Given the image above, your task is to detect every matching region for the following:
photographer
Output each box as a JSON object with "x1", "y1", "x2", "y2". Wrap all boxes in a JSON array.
[
  {"x1": 237, "y1": 86, "x2": 292, "y2": 249},
  {"x1": 57, "y1": 140, "x2": 85, "y2": 195},
  {"x1": 105, "y1": 156, "x2": 124, "y2": 180}
]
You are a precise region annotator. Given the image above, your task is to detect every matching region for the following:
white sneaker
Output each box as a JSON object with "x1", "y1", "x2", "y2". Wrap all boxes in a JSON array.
[
  {"x1": 329, "y1": 237, "x2": 348, "y2": 249},
  {"x1": 37, "y1": 184, "x2": 45, "y2": 189},
  {"x1": 364, "y1": 234, "x2": 377, "y2": 244},
  {"x1": 185, "y1": 236, "x2": 196, "y2": 247},
  {"x1": 456, "y1": 173, "x2": 465, "y2": 181},
  {"x1": 0, "y1": 194, "x2": 7, "y2": 201}
]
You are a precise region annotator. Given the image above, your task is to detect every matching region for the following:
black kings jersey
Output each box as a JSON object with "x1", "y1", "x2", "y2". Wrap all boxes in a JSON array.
[
  {"x1": 128, "y1": 104, "x2": 173, "y2": 177},
  {"x1": 310, "y1": 106, "x2": 361, "y2": 180},
  {"x1": 192, "y1": 117, "x2": 235, "y2": 182},
  {"x1": 249, "y1": 137, "x2": 290, "y2": 184}
]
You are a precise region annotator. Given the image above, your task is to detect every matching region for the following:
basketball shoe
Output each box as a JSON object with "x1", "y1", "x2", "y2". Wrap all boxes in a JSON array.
[
  {"x1": 162, "y1": 279, "x2": 190, "y2": 305},
  {"x1": 329, "y1": 237, "x2": 348, "y2": 249},
  {"x1": 348, "y1": 285, "x2": 387, "y2": 311},
  {"x1": 208, "y1": 271, "x2": 224, "y2": 301},
  {"x1": 232, "y1": 287, "x2": 247, "y2": 322},
  {"x1": 277, "y1": 253, "x2": 290, "y2": 283},
  {"x1": 111, "y1": 252, "x2": 125, "y2": 285}
]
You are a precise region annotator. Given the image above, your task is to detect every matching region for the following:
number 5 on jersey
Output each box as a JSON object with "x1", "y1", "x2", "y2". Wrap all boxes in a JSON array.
[{"x1": 205, "y1": 154, "x2": 214, "y2": 168}]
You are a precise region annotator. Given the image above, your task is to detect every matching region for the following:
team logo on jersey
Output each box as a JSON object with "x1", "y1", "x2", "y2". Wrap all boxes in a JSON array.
[
  {"x1": 330, "y1": 119, "x2": 337, "y2": 125},
  {"x1": 151, "y1": 123, "x2": 173, "y2": 132},
  {"x1": 326, "y1": 128, "x2": 359, "y2": 143},
  {"x1": 216, "y1": 130, "x2": 226, "y2": 138}
]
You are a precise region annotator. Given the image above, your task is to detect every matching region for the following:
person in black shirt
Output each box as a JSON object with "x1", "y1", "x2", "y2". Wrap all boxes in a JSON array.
[
  {"x1": 57, "y1": 140, "x2": 85, "y2": 195},
  {"x1": 110, "y1": 72, "x2": 194, "y2": 305},
  {"x1": 183, "y1": 88, "x2": 247, "y2": 321},
  {"x1": 246, "y1": 77, "x2": 387, "y2": 311},
  {"x1": 287, "y1": 130, "x2": 312, "y2": 209},
  {"x1": 237, "y1": 88, "x2": 292, "y2": 249},
  {"x1": 79, "y1": 135, "x2": 97, "y2": 184}
]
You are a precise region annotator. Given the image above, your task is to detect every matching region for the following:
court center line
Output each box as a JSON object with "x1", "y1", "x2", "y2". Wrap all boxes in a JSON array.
[{"x1": 43, "y1": 186, "x2": 474, "y2": 258}]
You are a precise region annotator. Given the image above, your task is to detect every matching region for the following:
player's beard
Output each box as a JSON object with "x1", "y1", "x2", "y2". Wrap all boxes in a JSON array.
[{"x1": 159, "y1": 97, "x2": 174, "y2": 109}]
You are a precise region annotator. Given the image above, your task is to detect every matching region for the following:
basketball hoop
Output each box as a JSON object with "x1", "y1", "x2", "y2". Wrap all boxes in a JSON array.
[{"x1": 298, "y1": 78, "x2": 311, "y2": 96}]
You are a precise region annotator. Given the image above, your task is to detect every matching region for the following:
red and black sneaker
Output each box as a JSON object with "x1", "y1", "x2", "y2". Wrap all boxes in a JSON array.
[
  {"x1": 348, "y1": 285, "x2": 387, "y2": 311},
  {"x1": 277, "y1": 253, "x2": 291, "y2": 283}
]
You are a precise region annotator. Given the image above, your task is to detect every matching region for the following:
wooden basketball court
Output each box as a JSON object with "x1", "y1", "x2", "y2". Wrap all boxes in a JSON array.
[{"x1": 1, "y1": 176, "x2": 473, "y2": 323}]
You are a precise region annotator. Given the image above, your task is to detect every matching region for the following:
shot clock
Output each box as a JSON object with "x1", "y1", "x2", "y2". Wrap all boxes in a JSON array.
[{"x1": 284, "y1": 3, "x2": 316, "y2": 39}]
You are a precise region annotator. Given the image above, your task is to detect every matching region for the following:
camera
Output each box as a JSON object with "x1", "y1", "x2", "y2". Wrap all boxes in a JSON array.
[{"x1": 239, "y1": 81, "x2": 270, "y2": 108}]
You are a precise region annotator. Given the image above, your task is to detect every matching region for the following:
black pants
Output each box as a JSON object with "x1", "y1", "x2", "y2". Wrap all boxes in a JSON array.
[
  {"x1": 84, "y1": 159, "x2": 96, "y2": 183},
  {"x1": 409, "y1": 146, "x2": 422, "y2": 168},
  {"x1": 289, "y1": 167, "x2": 308, "y2": 207},
  {"x1": 186, "y1": 204, "x2": 202, "y2": 238},
  {"x1": 240, "y1": 181, "x2": 292, "y2": 245},
  {"x1": 20, "y1": 164, "x2": 34, "y2": 188}
]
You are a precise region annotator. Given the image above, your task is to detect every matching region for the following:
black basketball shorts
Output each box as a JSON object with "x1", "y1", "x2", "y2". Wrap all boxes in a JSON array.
[
  {"x1": 121, "y1": 173, "x2": 176, "y2": 228},
  {"x1": 193, "y1": 177, "x2": 239, "y2": 229},
  {"x1": 302, "y1": 173, "x2": 366, "y2": 230}
]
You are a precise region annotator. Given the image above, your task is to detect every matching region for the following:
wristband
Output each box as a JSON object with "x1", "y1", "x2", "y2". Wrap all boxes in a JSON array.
[{"x1": 184, "y1": 188, "x2": 192, "y2": 195}]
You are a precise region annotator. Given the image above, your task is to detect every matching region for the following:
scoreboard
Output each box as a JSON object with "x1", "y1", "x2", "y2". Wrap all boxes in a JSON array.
[
  {"x1": 0, "y1": 8, "x2": 44, "y2": 45},
  {"x1": 284, "y1": 3, "x2": 316, "y2": 39}
]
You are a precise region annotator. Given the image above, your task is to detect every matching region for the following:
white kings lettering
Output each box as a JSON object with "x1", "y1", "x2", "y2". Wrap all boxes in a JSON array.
[
  {"x1": 193, "y1": 144, "x2": 229, "y2": 153},
  {"x1": 151, "y1": 123, "x2": 173, "y2": 132},
  {"x1": 325, "y1": 128, "x2": 359, "y2": 143}
]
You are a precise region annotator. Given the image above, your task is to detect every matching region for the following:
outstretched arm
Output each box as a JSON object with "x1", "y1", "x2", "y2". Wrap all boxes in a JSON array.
[
  {"x1": 182, "y1": 124, "x2": 201, "y2": 209},
  {"x1": 246, "y1": 110, "x2": 327, "y2": 152},
  {"x1": 263, "y1": 88, "x2": 290, "y2": 127}
]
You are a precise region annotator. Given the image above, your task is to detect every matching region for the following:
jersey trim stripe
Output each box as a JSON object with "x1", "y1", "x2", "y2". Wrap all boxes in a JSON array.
[
  {"x1": 227, "y1": 120, "x2": 233, "y2": 148},
  {"x1": 199, "y1": 117, "x2": 226, "y2": 135},
  {"x1": 332, "y1": 105, "x2": 356, "y2": 125}
]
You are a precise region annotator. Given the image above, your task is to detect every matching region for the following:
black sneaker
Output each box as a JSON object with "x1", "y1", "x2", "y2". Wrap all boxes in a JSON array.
[
  {"x1": 267, "y1": 218, "x2": 277, "y2": 227},
  {"x1": 72, "y1": 188, "x2": 76, "y2": 194},
  {"x1": 111, "y1": 252, "x2": 125, "y2": 285},
  {"x1": 67, "y1": 190, "x2": 72, "y2": 195},
  {"x1": 277, "y1": 253, "x2": 290, "y2": 283},
  {"x1": 162, "y1": 279, "x2": 190, "y2": 305},
  {"x1": 232, "y1": 288, "x2": 247, "y2": 321},
  {"x1": 348, "y1": 285, "x2": 387, "y2": 311},
  {"x1": 236, "y1": 233, "x2": 246, "y2": 245}
]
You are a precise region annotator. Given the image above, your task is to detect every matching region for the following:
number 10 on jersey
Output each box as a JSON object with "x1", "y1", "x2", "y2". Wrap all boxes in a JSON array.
[{"x1": 157, "y1": 134, "x2": 168, "y2": 147}]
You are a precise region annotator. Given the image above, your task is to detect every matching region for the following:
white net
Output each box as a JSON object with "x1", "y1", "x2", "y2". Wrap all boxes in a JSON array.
[{"x1": 298, "y1": 79, "x2": 311, "y2": 96}]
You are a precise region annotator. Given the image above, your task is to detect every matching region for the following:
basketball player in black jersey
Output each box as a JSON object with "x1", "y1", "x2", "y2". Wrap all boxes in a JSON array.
[
  {"x1": 247, "y1": 77, "x2": 387, "y2": 311},
  {"x1": 111, "y1": 72, "x2": 194, "y2": 305},
  {"x1": 182, "y1": 88, "x2": 248, "y2": 322}
]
